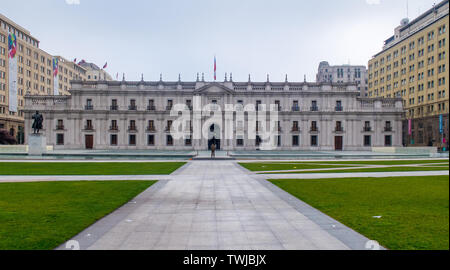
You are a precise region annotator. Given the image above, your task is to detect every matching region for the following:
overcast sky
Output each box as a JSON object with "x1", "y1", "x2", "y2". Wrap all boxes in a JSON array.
[{"x1": 1, "y1": 0, "x2": 441, "y2": 82}]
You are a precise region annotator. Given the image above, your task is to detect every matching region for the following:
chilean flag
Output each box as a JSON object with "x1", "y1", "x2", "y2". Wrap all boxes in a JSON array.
[{"x1": 214, "y1": 56, "x2": 216, "y2": 81}]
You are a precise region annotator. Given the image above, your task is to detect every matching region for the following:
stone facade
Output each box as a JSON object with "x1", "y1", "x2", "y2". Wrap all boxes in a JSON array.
[
  {"x1": 24, "y1": 79, "x2": 404, "y2": 151},
  {"x1": 368, "y1": 0, "x2": 449, "y2": 147}
]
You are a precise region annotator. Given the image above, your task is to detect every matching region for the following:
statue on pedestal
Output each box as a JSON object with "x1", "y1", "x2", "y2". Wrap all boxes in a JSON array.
[{"x1": 32, "y1": 111, "x2": 43, "y2": 134}]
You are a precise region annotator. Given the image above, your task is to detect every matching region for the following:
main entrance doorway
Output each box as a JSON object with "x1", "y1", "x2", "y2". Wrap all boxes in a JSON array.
[{"x1": 208, "y1": 124, "x2": 221, "y2": 150}]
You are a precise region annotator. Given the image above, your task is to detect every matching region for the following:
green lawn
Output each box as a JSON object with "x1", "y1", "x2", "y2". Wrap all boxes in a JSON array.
[
  {"x1": 264, "y1": 166, "x2": 449, "y2": 174},
  {"x1": 267, "y1": 159, "x2": 448, "y2": 166},
  {"x1": 239, "y1": 163, "x2": 356, "y2": 172},
  {"x1": 270, "y1": 176, "x2": 449, "y2": 250},
  {"x1": 0, "y1": 162, "x2": 186, "y2": 175},
  {"x1": 0, "y1": 181, "x2": 155, "y2": 250}
]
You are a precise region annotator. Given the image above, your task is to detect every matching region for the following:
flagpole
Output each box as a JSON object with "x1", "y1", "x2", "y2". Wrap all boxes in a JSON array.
[{"x1": 214, "y1": 55, "x2": 216, "y2": 81}]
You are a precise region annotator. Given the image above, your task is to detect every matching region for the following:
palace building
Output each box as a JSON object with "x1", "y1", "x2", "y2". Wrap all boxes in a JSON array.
[{"x1": 24, "y1": 76, "x2": 403, "y2": 151}]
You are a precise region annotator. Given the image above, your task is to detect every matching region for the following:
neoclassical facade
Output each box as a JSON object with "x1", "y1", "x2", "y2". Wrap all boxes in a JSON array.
[{"x1": 24, "y1": 77, "x2": 404, "y2": 151}]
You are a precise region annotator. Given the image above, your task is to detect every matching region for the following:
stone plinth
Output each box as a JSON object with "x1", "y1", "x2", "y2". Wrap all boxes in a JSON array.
[{"x1": 28, "y1": 134, "x2": 47, "y2": 156}]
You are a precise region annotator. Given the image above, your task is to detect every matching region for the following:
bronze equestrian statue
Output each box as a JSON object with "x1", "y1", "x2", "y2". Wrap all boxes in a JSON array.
[{"x1": 32, "y1": 111, "x2": 43, "y2": 134}]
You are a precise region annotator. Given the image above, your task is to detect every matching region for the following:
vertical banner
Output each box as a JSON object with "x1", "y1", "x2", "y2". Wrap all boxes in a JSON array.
[
  {"x1": 8, "y1": 32, "x2": 18, "y2": 112},
  {"x1": 53, "y1": 57, "x2": 59, "y2": 95},
  {"x1": 439, "y1": 114, "x2": 443, "y2": 135},
  {"x1": 408, "y1": 119, "x2": 412, "y2": 135}
]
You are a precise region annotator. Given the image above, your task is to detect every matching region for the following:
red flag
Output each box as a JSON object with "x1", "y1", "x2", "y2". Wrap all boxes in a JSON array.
[{"x1": 103, "y1": 62, "x2": 108, "y2": 69}]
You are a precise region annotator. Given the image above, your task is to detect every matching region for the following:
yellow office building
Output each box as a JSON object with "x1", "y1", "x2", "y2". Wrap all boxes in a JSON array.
[
  {"x1": 0, "y1": 13, "x2": 87, "y2": 143},
  {"x1": 368, "y1": 0, "x2": 449, "y2": 147}
]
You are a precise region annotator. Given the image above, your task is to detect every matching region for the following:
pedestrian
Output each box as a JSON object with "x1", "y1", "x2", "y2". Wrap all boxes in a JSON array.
[{"x1": 211, "y1": 143, "x2": 216, "y2": 158}]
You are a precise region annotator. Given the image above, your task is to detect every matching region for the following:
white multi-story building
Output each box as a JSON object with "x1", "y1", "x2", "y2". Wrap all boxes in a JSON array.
[
  {"x1": 316, "y1": 61, "x2": 368, "y2": 97},
  {"x1": 24, "y1": 76, "x2": 403, "y2": 151}
]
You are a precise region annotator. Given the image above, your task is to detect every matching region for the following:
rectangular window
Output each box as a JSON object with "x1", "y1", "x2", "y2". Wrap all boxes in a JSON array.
[
  {"x1": 129, "y1": 134, "x2": 136, "y2": 145},
  {"x1": 148, "y1": 135, "x2": 154, "y2": 146},
  {"x1": 86, "y1": 99, "x2": 93, "y2": 110},
  {"x1": 385, "y1": 135, "x2": 392, "y2": 146},
  {"x1": 237, "y1": 138, "x2": 244, "y2": 146},
  {"x1": 311, "y1": 135, "x2": 318, "y2": 146},
  {"x1": 292, "y1": 121, "x2": 299, "y2": 131},
  {"x1": 57, "y1": 119, "x2": 64, "y2": 130},
  {"x1": 148, "y1": 120, "x2": 155, "y2": 131},
  {"x1": 185, "y1": 137, "x2": 192, "y2": 146},
  {"x1": 311, "y1": 121, "x2": 318, "y2": 131},
  {"x1": 335, "y1": 100, "x2": 342, "y2": 111},
  {"x1": 167, "y1": 135, "x2": 173, "y2": 146},
  {"x1": 364, "y1": 135, "x2": 371, "y2": 147},
  {"x1": 110, "y1": 120, "x2": 118, "y2": 130},
  {"x1": 148, "y1": 99, "x2": 155, "y2": 110},
  {"x1": 86, "y1": 120, "x2": 93, "y2": 130},
  {"x1": 111, "y1": 99, "x2": 118, "y2": 110},
  {"x1": 167, "y1": 100, "x2": 173, "y2": 110},
  {"x1": 110, "y1": 134, "x2": 118, "y2": 146},
  {"x1": 56, "y1": 134, "x2": 64, "y2": 145},
  {"x1": 129, "y1": 99, "x2": 136, "y2": 110},
  {"x1": 292, "y1": 135, "x2": 299, "y2": 146},
  {"x1": 336, "y1": 121, "x2": 343, "y2": 131},
  {"x1": 129, "y1": 120, "x2": 136, "y2": 131},
  {"x1": 166, "y1": 120, "x2": 172, "y2": 131}
]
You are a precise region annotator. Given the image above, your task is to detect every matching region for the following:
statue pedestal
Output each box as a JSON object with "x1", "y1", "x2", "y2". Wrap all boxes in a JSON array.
[{"x1": 28, "y1": 134, "x2": 47, "y2": 156}]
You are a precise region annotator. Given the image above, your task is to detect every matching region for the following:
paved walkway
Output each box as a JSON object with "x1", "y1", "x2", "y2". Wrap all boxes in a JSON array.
[{"x1": 54, "y1": 161, "x2": 380, "y2": 250}]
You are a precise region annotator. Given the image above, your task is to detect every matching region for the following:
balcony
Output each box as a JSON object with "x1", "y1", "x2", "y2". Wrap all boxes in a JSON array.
[
  {"x1": 128, "y1": 126, "x2": 138, "y2": 132},
  {"x1": 166, "y1": 106, "x2": 173, "y2": 111},
  {"x1": 335, "y1": 106, "x2": 344, "y2": 112},
  {"x1": 110, "y1": 105, "x2": 118, "y2": 111},
  {"x1": 291, "y1": 126, "x2": 300, "y2": 132},
  {"x1": 335, "y1": 127, "x2": 344, "y2": 132},
  {"x1": 165, "y1": 126, "x2": 172, "y2": 132},
  {"x1": 85, "y1": 105, "x2": 94, "y2": 110},
  {"x1": 56, "y1": 125, "x2": 64, "y2": 130},
  {"x1": 292, "y1": 106, "x2": 300, "y2": 112},
  {"x1": 146, "y1": 126, "x2": 156, "y2": 132},
  {"x1": 128, "y1": 105, "x2": 137, "y2": 111},
  {"x1": 310, "y1": 106, "x2": 319, "y2": 112},
  {"x1": 109, "y1": 126, "x2": 119, "y2": 131},
  {"x1": 147, "y1": 105, "x2": 156, "y2": 111},
  {"x1": 363, "y1": 126, "x2": 372, "y2": 132},
  {"x1": 310, "y1": 127, "x2": 319, "y2": 132},
  {"x1": 84, "y1": 125, "x2": 94, "y2": 131},
  {"x1": 384, "y1": 126, "x2": 393, "y2": 132}
]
